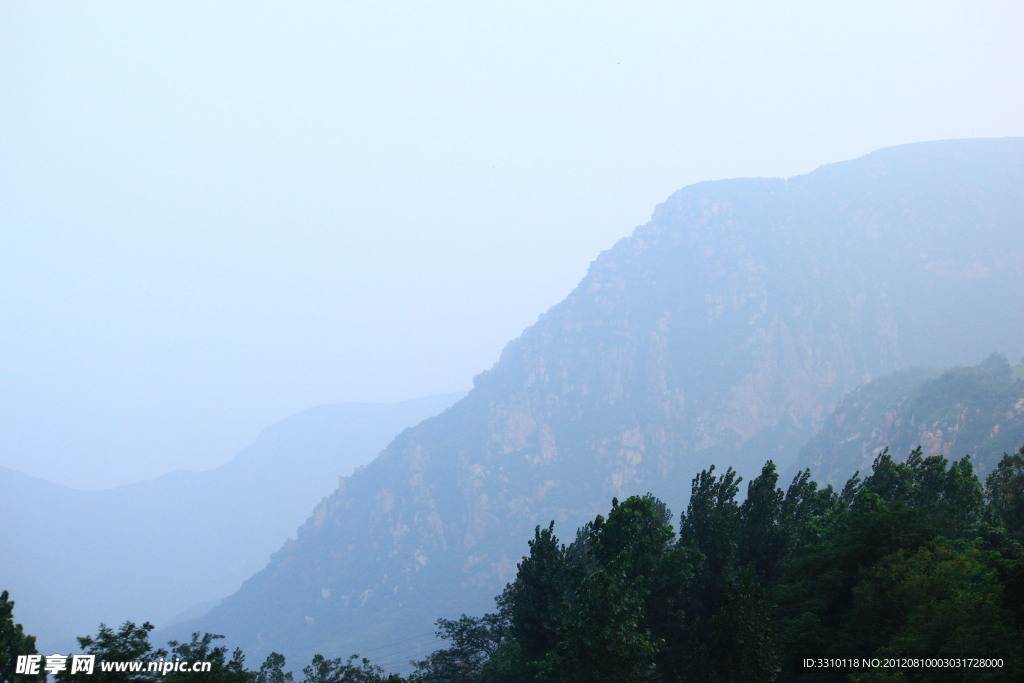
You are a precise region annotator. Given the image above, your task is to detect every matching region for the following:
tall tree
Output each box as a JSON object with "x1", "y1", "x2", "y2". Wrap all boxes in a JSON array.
[
  {"x1": 496, "y1": 522, "x2": 570, "y2": 671},
  {"x1": 739, "y1": 461, "x2": 785, "y2": 580},
  {"x1": 302, "y1": 653, "x2": 395, "y2": 683},
  {"x1": 986, "y1": 447, "x2": 1024, "y2": 540},
  {"x1": 254, "y1": 653, "x2": 291, "y2": 683},
  {"x1": 412, "y1": 614, "x2": 504, "y2": 683},
  {"x1": 55, "y1": 621, "x2": 162, "y2": 683},
  {"x1": 162, "y1": 632, "x2": 247, "y2": 683},
  {"x1": 1, "y1": 590, "x2": 46, "y2": 683},
  {"x1": 679, "y1": 465, "x2": 742, "y2": 583}
]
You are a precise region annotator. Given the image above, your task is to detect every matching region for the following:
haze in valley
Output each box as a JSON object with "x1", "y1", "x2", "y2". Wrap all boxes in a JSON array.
[{"x1": 3, "y1": 2, "x2": 1022, "y2": 491}]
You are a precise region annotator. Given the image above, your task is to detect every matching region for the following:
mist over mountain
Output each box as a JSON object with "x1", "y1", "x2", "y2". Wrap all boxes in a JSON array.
[
  {"x1": 180, "y1": 138, "x2": 1024, "y2": 664},
  {"x1": 798, "y1": 353, "x2": 1024, "y2": 485},
  {"x1": 0, "y1": 394, "x2": 460, "y2": 654}
]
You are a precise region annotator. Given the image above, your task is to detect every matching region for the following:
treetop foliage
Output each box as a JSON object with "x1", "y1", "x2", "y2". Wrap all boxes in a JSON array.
[
  {"x1": 8, "y1": 445, "x2": 1024, "y2": 682},
  {"x1": 415, "y1": 446, "x2": 1024, "y2": 681}
]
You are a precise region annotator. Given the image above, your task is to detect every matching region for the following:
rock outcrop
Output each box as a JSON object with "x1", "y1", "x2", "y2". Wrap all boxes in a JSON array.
[{"x1": 184, "y1": 138, "x2": 1024, "y2": 663}]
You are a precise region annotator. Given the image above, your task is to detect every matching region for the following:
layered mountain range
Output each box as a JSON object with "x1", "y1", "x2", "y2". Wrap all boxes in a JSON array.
[
  {"x1": 179, "y1": 138, "x2": 1024, "y2": 664},
  {"x1": 0, "y1": 394, "x2": 460, "y2": 654}
]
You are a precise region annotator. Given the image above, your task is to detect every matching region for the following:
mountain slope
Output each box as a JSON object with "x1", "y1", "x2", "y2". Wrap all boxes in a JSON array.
[
  {"x1": 797, "y1": 353, "x2": 1024, "y2": 485},
  {"x1": 0, "y1": 393, "x2": 460, "y2": 653},
  {"x1": 186, "y1": 138, "x2": 1024, "y2": 665}
]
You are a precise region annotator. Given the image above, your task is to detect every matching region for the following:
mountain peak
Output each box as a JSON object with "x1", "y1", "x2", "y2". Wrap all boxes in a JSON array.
[{"x1": 184, "y1": 138, "x2": 1024, "y2": 663}]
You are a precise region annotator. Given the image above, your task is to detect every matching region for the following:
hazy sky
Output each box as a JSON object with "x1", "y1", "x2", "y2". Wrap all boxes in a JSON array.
[{"x1": 2, "y1": 2, "x2": 1022, "y2": 489}]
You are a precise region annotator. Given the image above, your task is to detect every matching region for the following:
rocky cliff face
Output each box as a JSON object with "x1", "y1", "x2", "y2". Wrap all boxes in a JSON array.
[
  {"x1": 183, "y1": 138, "x2": 1024, "y2": 663},
  {"x1": 797, "y1": 353, "x2": 1024, "y2": 485}
]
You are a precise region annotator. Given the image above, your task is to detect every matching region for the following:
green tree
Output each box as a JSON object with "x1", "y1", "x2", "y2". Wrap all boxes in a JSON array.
[
  {"x1": 779, "y1": 468, "x2": 843, "y2": 563},
  {"x1": 679, "y1": 465, "x2": 742, "y2": 585},
  {"x1": 986, "y1": 447, "x2": 1024, "y2": 540},
  {"x1": 254, "y1": 653, "x2": 291, "y2": 683},
  {"x1": 704, "y1": 565, "x2": 780, "y2": 682},
  {"x1": 488, "y1": 497, "x2": 680, "y2": 680},
  {"x1": 677, "y1": 464, "x2": 743, "y2": 662},
  {"x1": 545, "y1": 495, "x2": 675, "y2": 682},
  {"x1": 850, "y1": 540, "x2": 1024, "y2": 679},
  {"x1": 1, "y1": 590, "x2": 46, "y2": 683},
  {"x1": 56, "y1": 621, "x2": 163, "y2": 683},
  {"x1": 859, "y1": 448, "x2": 914, "y2": 505},
  {"x1": 302, "y1": 653, "x2": 394, "y2": 683},
  {"x1": 417, "y1": 450, "x2": 1024, "y2": 680},
  {"x1": 546, "y1": 560, "x2": 658, "y2": 682},
  {"x1": 739, "y1": 461, "x2": 785, "y2": 580},
  {"x1": 162, "y1": 632, "x2": 247, "y2": 683},
  {"x1": 495, "y1": 522, "x2": 570, "y2": 671},
  {"x1": 411, "y1": 614, "x2": 504, "y2": 682},
  {"x1": 593, "y1": 495, "x2": 674, "y2": 579}
]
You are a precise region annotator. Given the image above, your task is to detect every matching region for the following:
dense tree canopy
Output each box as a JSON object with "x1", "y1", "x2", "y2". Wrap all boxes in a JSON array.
[
  {"x1": 415, "y1": 447, "x2": 1024, "y2": 681},
  {"x1": 10, "y1": 446, "x2": 1024, "y2": 682}
]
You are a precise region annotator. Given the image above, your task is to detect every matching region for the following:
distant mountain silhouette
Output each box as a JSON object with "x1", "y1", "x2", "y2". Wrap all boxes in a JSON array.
[{"x1": 0, "y1": 393, "x2": 461, "y2": 653}]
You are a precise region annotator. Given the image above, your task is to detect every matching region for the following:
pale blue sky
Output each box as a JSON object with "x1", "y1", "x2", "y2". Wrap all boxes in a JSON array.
[{"x1": 2, "y1": 1, "x2": 1022, "y2": 489}]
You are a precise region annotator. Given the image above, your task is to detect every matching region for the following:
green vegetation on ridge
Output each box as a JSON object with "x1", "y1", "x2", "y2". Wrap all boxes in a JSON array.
[
  {"x1": 9, "y1": 445, "x2": 1023, "y2": 682},
  {"x1": 799, "y1": 354, "x2": 1024, "y2": 484},
  {"x1": 413, "y1": 447, "x2": 1024, "y2": 681}
]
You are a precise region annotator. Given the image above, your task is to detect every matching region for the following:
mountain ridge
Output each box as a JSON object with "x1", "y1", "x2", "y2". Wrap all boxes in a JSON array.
[
  {"x1": 183, "y1": 137, "x2": 1024, "y2": 664},
  {"x1": 1, "y1": 393, "x2": 462, "y2": 653},
  {"x1": 797, "y1": 353, "x2": 1024, "y2": 484}
]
